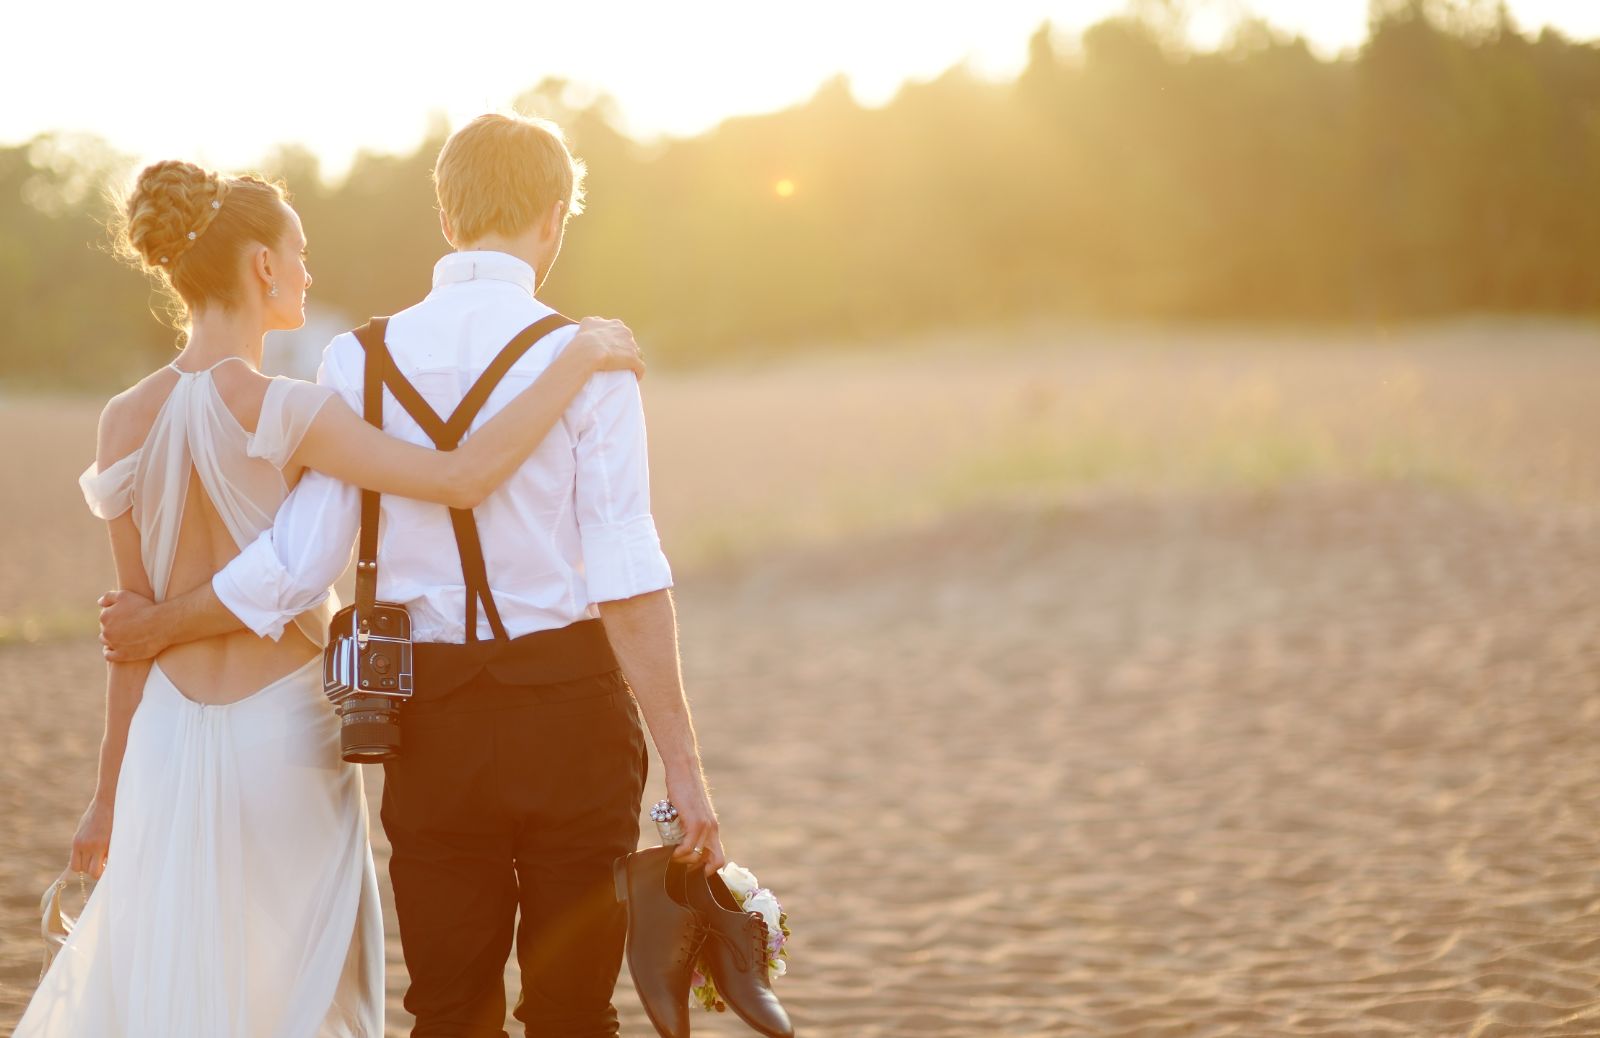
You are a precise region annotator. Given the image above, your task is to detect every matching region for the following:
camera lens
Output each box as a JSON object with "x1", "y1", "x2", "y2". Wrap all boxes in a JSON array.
[{"x1": 337, "y1": 695, "x2": 402, "y2": 762}]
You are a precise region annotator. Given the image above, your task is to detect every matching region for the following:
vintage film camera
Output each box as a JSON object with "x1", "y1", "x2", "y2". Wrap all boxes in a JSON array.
[{"x1": 323, "y1": 560, "x2": 414, "y2": 763}]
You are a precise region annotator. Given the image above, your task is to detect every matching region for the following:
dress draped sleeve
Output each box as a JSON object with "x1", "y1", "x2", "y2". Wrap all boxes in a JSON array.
[
  {"x1": 247, "y1": 377, "x2": 336, "y2": 470},
  {"x1": 79, "y1": 451, "x2": 139, "y2": 519}
]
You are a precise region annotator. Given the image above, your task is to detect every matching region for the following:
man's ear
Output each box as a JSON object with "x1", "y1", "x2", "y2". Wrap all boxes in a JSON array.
[
  {"x1": 541, "y1": 200, "x2": 564, "y2": 243},
  {"x1": 439, "y1": 210, "x2": 457, "y2": 247}
]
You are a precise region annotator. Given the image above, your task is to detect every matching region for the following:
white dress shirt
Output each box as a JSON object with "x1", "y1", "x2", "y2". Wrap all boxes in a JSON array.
[{"x1": 212, "y1": 250, "x2": 673, "y2": 643}]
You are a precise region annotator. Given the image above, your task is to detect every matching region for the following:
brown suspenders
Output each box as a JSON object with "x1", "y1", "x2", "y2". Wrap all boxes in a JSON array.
[{"x1": 351, "y1": 314, "x2": 577, "y2": 643}]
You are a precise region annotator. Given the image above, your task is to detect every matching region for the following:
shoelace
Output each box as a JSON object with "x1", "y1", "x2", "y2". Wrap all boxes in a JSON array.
[
  {"x1": 700, "y1": 911, "x2": 770, "y2": 973},
  {"x1": 676, "y1": 921, "x2": 708, "y2": 967}
]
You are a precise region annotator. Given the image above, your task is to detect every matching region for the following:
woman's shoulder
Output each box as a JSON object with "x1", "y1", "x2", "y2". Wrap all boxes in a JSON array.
[{"x1": 95, "y1": 365, "x2": 179, "y2": 467}]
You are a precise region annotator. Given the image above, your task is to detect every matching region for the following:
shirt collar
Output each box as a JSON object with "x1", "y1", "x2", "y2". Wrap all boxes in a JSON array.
[{"x1": 431, "y1": 251, "x2": 538, "y2": 295}]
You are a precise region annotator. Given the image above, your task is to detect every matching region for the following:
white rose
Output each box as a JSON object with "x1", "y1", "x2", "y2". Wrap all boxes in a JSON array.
[
  {"x1": 743, "y1": 889, "x2": 783, "y2": 931},
  {"x1": 768, "y1": 956, "x2": 787, "y2": 980},
  {"x1": 718, "y1": 862, "x2": 760, "y2": 901}
]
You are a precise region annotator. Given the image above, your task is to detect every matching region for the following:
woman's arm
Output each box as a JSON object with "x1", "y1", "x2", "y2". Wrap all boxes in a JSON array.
[
  {"x1": 73, "y1": 417, "x2": 156, "y2": 878},
  {"x1": 290, "y1": 318, "x2": 643, "y2": 509}
]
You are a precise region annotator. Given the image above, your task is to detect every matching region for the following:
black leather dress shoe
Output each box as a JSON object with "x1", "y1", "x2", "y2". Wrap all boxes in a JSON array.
[
  {"x1": 614, "y1": 846, "x2": 703, "y2": 1038},
  {"x1": 685, "y1": 868, "x2": 795, "y2": 1038}
]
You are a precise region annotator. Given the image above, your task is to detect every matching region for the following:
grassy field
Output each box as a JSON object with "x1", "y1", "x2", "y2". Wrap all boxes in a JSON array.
[{"x1": 2, "y1": 317, "x2": 1597, "y2": 641}]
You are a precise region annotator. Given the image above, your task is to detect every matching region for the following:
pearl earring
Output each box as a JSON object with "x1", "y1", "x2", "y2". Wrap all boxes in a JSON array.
[{"x1": 269, "y1": 281, "x2": 279, "y2": 298}]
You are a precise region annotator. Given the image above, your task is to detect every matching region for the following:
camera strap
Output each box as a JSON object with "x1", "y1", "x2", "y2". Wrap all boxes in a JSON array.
[
  {"x1": 353, "y1": 320, "x2": 386, "y2": 633},
  {"x1": 352, "y1": 313, "x2": 576, "y2": 643}
]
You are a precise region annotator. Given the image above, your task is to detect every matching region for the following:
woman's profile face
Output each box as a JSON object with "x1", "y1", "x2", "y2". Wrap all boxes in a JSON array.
[{"x1": 264, "y1": 202, "x2": 312, "y2": 331}]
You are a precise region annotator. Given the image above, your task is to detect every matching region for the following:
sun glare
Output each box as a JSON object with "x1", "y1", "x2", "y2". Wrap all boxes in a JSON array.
[
  {"x1": 775, "y1": 179, "x2": 796, "y2": 198},
  {"x1": 3, "y1": 3, "x2": 1596, "y2": 176}
]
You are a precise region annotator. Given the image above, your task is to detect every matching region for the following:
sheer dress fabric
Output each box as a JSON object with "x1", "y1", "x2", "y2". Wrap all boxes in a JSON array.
[{"x1": 76, "y1": 366, "x2": 337, "y2": 645}]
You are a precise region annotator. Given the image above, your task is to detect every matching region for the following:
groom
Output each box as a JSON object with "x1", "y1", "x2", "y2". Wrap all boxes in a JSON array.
[{"x1": 98, "y1": 112, "x2": 725, "y2": 1037}]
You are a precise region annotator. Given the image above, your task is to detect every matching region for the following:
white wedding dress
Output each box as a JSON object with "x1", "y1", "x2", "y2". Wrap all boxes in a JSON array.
[{"x1": 16, "y1": 359, "x2": 384, "y2": 1037}]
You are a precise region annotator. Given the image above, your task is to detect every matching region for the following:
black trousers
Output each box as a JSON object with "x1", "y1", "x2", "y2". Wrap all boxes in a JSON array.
[{"x1": 380, "y1": 665, "x2": 648, "y2": 1037}]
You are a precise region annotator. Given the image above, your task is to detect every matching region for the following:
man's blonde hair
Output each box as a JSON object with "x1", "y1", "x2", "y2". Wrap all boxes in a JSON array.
[{"x1": 433, "y1": 113, "x2": 587, "y2": 244}]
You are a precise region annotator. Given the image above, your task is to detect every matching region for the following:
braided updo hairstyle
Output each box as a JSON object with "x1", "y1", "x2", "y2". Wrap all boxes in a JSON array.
[{"x1": 113, "y1": 160, "x2": 291, "y2": 325}]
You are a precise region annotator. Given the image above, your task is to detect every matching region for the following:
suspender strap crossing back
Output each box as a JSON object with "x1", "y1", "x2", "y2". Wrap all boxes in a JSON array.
[{"x1": 352, "y1": 313, "x2": 577, "y2": 643}]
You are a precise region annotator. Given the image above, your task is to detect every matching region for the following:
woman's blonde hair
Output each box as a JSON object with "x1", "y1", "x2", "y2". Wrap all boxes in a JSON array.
[
  {"x1": 113, "y1": 159, "x2": 291, "y2": 327},
  {"x1": 433, "y1": 113, "x2": 586, "y2": 244}
]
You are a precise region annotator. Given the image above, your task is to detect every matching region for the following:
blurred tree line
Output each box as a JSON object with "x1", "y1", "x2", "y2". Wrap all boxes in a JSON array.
[{"x1": 3, "y1": 0, "x2": 1599, "y2": 388}]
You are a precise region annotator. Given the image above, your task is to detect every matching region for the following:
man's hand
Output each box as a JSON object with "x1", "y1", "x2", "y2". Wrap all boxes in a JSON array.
[
  {"x1": 597, "y1": 588, "x2": 725, "y2": 876},
  {"x1": 98, "y1": 589, "x2": 168, "y2": 662},
  {"x1": 666, "y1": 766, "x2": 726, "y2": 876}
]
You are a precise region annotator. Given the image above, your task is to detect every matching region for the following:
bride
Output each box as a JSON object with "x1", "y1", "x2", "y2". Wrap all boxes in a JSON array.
[{"x1": 16, "y1": 160, "x2": 644, "y2": 1036}]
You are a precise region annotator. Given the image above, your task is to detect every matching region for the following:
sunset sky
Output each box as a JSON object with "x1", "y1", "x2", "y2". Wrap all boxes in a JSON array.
[{"x1": 7, "y1": 0, "x2": 1599, "y2": 178}]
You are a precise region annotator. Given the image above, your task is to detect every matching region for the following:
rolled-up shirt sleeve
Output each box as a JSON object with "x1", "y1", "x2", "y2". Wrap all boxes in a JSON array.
[
  {"x1": 573, "y1": 369, "x2": 673, "y2": 604},
  {"x1": 212, "y1": 336, "x2": 364, "y2": 638}
]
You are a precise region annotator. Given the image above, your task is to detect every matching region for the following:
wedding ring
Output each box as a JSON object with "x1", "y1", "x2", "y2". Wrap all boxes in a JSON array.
[{"x1": 691, "y1": 846, "x2": 704, "y2": 855}]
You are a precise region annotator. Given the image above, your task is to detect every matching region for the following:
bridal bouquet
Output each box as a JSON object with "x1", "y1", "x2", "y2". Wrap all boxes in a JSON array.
[{"x1": 690, "y1": 861, "x2": 791, "y2": 1012}]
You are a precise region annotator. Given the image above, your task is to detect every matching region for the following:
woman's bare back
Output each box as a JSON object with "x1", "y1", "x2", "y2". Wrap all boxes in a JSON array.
[
  {"x1": 157, "y1": 465, "x2": 318, "y2": 704},
  {"x1": 95, "y1": 358, "x2": 327, "y2": 705}
]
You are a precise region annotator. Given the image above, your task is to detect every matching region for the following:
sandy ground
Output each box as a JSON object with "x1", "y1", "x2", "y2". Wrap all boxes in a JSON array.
[
  {"x1": 2, "y1": 483, "x2": 1598, "y2": 1036},
  {"x1": 3, "y1": 323, "x2": 1599, "y2": 1035}
]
